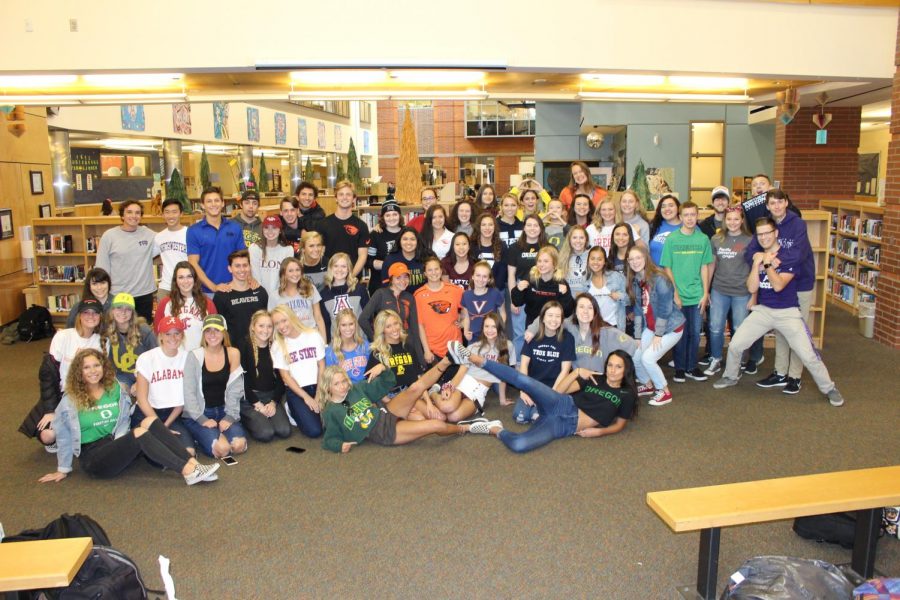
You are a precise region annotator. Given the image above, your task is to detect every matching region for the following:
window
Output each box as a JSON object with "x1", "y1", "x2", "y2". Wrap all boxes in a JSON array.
[
  {"x1": 458, "y1": 156, "x2": 495, "y2": 186},
  {"x1": 688, "y1": 122, "x2": 724, "y2": 205},
  {"x1": 100, "y1": 154, "x2": 150, "y2": 178},
  {"x1": 359, "y1": 102, "x2": 372, "y2": 123},
  {"x1": 292, "y1": 100, "x2": 351, "y2": 118},
  {"x1": 465, "y1": 101, "x2": 534, "y2": 137}
]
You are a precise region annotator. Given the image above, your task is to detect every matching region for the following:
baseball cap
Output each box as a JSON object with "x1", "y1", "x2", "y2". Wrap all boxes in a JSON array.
[
  {"x1": 381, "y1": 201, "x2": 401, "y2": 216},
  {"x1": 202, "y1": 314, "x2": 227, "y2": 332},
  {"x1": 157, "y1": 316, "x2": 185, "y2": 334},
  {"x1": 262, "y1": 215, "x2": 282, "y2": 229},
  {"x1": 711, "y1": 185, "x2": 731, "y2": 201},
  {"x1": 76, "y1": 298, "x2": 103, "y2": 316},
  {"x1": 111, "y1": 292, "x2": 135, "y2": 310},
  {"x1": 388, "y1": 262, "x2": 410, "y2": 279},
  {"x1": 241, "y1": 190, "x2": 260, "y2": 203}
]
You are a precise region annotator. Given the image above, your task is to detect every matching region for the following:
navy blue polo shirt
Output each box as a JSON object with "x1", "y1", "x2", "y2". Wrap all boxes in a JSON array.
[{"x1": 186, "y1": 217, "x2": 246, "y2": 292}]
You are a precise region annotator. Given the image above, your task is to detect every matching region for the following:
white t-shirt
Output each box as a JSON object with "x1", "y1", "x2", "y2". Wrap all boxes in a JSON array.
[
  {"x1": 154, "y1": 227, "x2": 188, "y2": 291},
  {"x1": 49, "y1": 328, "x2": 102, "y2": 386},
  {"x1": 159, "y1": 296, "x2": 209, "y2": 351},
  {"x1": 431, "y1": 229, "x2": 454, "y2": 259},
  {"x1": 268, "y1": 286, "x2": 322, "y2": 331},
  {"x1": 589, "y1": 281, "x2": 619, "y2": 326},
  {"x1": 270, "y1": 330, "x2": 325, "y2": 388},
  {"x1": 249, "y1": 244, "x2": 294, "y2": 301},
  {"x1": 464, "y1": 340, "x2": 516, "y2": 385},
  {"x1": 135, "y1": 347, "x2": 187, "y2": 409}
]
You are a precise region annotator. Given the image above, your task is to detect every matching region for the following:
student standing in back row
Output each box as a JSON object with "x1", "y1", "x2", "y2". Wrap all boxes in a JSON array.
[
  {"x1": 660, "y1": 202, "x2": 713, "y2": 383},
  {"x1": 315, "y1": 180, "x2": 369, "y2": 278},
  {"x1": 232, "y1": 190, "x2": 262, "y2": 248},
  {"x1": 187, "y1": 187, "x2": 247, "y2": 295},
  {"x1": 213, "y1": 250, "x2": 268, "y2": 347},
  {"x1": 154, "y1": 198, "x2": 188, "y2": 303}
]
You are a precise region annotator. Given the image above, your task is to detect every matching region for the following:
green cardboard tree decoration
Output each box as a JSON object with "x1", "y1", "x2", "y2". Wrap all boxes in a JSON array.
[
  {"x1": 258, "y1": 154, "x2": 269, "y2": 193},
  {"x1": 304, "y1": 157, "x2": 314, "y2": 183},
  {"x1": 631, "y1": 159, "x2": 653, "y2": 212},
  {"x1": 248, "y1": 169, "x2": 257, "y2": 192},
  {"x1": 396, "y1": 104, "x2": 421, "y2": 205},
  {"x1": 200, "y1": 146, "x2": 211, "y2": 190},
  {"x1": 336, "y1": 155, "x2": 346, "y2": 183},
  {"x1": 347, "y1": 137, "x2": 362, "y2": 188},
  {"x1": 167, "y1": 168, "x2": 189, "y2": 212}
]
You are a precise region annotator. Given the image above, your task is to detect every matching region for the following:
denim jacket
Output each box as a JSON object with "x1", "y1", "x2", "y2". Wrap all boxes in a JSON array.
[
  {"x1": 182, "y1": 348, "x2": 244, "y2": 425},
  {"x1": 53, "y1": 384, "x2": 131, "y2": 474},
  {"x1": 631, "y1": 273, "x2": 685, "y2": 338}
]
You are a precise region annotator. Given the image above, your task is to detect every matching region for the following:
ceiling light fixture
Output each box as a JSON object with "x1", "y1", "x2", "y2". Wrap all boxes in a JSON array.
[
  {"x1": 1, "y1": 92, "x2": 187, "y2": 106},
  {"x1": 578, "y1": 91, "x2": 750, "y2": 103},
  {"x1": 290, "y1": 70, "x2": 388, "y2": 85},
  {"x1": 0, "y1": 75, "x2": 78, "y2": 88},
  {"x1": 389, "y1": 70, "x2": 485, "y2": 85},
  {"x1": 81, "y1": 73, "x2": 183, "y2": 87},
  {"x1": 580, "y1": 74, "x2": 666, "y2": 86},
  {"x1": 668, "y1": 76, "x2": 748, "y2": 90},
  {"x1": 288, "y1": 89, "x2": 488, "y2": 101}
]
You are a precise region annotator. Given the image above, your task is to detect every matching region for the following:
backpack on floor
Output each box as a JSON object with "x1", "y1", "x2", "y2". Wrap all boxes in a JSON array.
[
  {"x1": 17, "y1": 304, "x2": 55, "y2": 342},
  {"x1": 2, "y1": 513, "x2": 111, "y2": 546},
  {"x1": 792, "y1": 512, "x2": 858, "y2": 549},
  {"x1": 49, "y1": 545, "x2": 148, "y2": 600}
]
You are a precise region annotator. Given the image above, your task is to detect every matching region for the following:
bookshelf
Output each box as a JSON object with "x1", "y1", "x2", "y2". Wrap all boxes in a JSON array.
[
  {"x1": 819, "y1": 200, "x2": 883, "y2": 315},
  {"x1": 730, "y1": 176, "x2": 754, "y2": 202},
  {"x1": 32, "y1": 215, "x2": 194, "y2": 320}
]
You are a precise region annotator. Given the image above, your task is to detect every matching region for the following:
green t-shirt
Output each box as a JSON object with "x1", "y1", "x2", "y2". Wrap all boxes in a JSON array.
[
  {"x1": 78, "y1": 387, "x2": 120, "y2": 444},
  {"x1": 321, "y1": 370, "x2": 397, "y2": 453},
  {"x1": 659, "y1": 228, "x2": 713, "y2": 306}
]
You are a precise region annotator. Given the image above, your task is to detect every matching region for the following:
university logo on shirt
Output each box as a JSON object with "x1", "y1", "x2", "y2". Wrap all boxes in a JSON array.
[
  {"x1": 344, "y1": 224, "x2": 360, "y2": 236},
  {"x1": 428, "y1": 300, "x2": 452, "y2": 314},
  {"x1": 332, "y1": 294, "x2": 352, "y2": 312}
]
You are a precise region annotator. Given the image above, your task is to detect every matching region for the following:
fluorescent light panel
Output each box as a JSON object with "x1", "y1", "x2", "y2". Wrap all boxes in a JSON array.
[
  {"x1": 289, "y1": 89, "x2": 487, "y2": 100},
  {"x1": 1, "y1": 92, "x2": 186, "y2": 106},
  {"x1": 0, "y1": 75, "x2": 78, "y2": 88},
  {"x1": 580, "y1": 73, "x2": 665, "y2": 86},
  {"x1": 668, "y1": 76, "x2": 748, "y2": 90},
  {"x1": 578, "y1": 91, "x2": 750, "y2": 103},
  {"x1": 81, "y1": 73, "x2": 184, "y2": 87}
]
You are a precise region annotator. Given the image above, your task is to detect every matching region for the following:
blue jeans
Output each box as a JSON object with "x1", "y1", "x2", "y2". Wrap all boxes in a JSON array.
[
  {"x1": 481, "y1": 361, "x2": 578, "y2": 454},
  {"x1": 285, "y1": 384, "x2": 322, "y2": 438},
  {"x1": 673, "y1": 304, "x2": 702, "y2": 371},
  {"x1": 708, "y1": 290, "x2": 751, "y2": 361},
  {"x1": 511, "y1": 305, "x2": 527, "y2": 358},
  {"x1": 182, "y1": 406, "x2": 248, "y2": 458}
]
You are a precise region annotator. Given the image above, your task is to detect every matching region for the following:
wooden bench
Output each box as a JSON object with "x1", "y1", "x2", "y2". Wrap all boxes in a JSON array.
[
  {"x1": 0, "y1": 537, "x2": 92, "y2": 593},
  {"x1": 646, "y1": 465, "x2": 900, "y2": 600}
]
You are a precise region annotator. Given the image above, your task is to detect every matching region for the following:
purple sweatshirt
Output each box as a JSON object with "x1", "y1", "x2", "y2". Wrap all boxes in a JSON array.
[{"x1": 744, "y1": 211, "x2": 814, "y2": 292}]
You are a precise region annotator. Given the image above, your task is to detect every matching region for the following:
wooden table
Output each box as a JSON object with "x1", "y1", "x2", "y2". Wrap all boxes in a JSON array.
[
  {"x1": 647, "y1": 465, "x2": 900, "y2": 600},
  {"x1": 0, "y1": 537, "x2": 92, "y2": 592}
]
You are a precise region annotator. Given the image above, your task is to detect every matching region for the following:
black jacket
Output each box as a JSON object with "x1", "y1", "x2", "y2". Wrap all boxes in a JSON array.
[
  {"x1": 19, "y1": 352, "x2": 61, "y2": 438},
  {"x1": 298, "y1": 203, "x2": 326, "y2": 234}
]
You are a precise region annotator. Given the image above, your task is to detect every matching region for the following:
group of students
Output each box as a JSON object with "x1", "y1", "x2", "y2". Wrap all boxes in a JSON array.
[{"x1": 19, "y1": 167, "x2": 845, "y2": 483}]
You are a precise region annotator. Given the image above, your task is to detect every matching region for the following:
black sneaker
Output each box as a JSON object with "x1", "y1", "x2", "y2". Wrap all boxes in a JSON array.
[
  {"x1": 672, "y1": 370, "x2": 686, "y2": 383},
  {"x1": 741, "y1": 359, "x2": 758, "y2": 375},
  {"x1": 697, "y1": 354, "x2": 712, "y2": 366},
  {"x1": 782, "y1": 378, "x2": 802, "y2": 394},
  {"x1": 685, "y1": 368, "x2": 708, "y2": 382},
  {"x1": 756, "y1": 372, "x2": 788, "y2": 388}
]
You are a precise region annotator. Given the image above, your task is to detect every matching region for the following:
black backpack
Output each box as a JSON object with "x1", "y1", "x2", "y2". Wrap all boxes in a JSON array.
[
  {"x1": 3, "y1": 513, "x2": 110, "y2": 546},
  {"x1": 49, "y1": 545, "x2": 148, "y2": 600},
  {"x1": 792, "y1": 512, "x2": 858, "y2": 549},
  {"x1": 17, "y1": 304, "x2": 55, "y2": 342}
]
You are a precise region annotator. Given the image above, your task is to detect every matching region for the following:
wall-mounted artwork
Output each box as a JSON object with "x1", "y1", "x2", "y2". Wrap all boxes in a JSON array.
[
  {"x1": 646, "y1": 167, "x2": 676, "y2": 206},
  {"x1": 213, "y1": 102, "x2": 229, "y2": 140},
  {"x1": 590, "y1": 166, "x2": 614, "y2": 191},
  {"x1": 247, "y1": 107, "x2": 260, "y2": 142},
  {"x1": 120, "y1": 105, "x2": 145, "y2": 131},
  {"x1": 172, "y1": 103, "x2": 191, "y2": 135},
  {"x1": 858, "y1": 153, "x2": 879, "y2": 196},
  {"x1": 317, "y1": 121, "x2": 326, "y2": 150},
  {"x1": 363, "y1": 130, "x2": 370, "y2": 154},
  {"x1": 334, "y1": 125, "x2": 342, "y2": 151},
  {"x1": 30, "y1": 170, "x2": 44, "y2": 195},
  {"x1": 274, "y1": 113, "x2": 287, "y2": 145},
  {"x1": 298, "y1": 119, "x2": 308, "y2": 146}
]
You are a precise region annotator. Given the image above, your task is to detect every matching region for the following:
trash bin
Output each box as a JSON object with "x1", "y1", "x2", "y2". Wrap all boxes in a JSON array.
[{"x1": 858, "y1": 301, "x2": 876, "y2": 338}]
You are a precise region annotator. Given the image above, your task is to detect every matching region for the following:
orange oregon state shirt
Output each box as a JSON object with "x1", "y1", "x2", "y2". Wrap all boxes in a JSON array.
[{"x1": 413, "y1": 282, "x2": 463, "y2": 357}]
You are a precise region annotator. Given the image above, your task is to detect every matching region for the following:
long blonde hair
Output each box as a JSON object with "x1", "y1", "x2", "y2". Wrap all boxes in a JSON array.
[
  {"x1": 528, "y1": 246, "x2": 564, "y2": 285},
  {"x1": 316, "y1": 365, "x2": 350, "y2": 412},
  {"x1": 271, "y1": 304, "x2": 316, "y2": 364},
  {"x1": 100, "y1": 306, "x2": 146, "y2": 355},
  {"x1": 617, "y1": 189, "x2": 646, "y2": 220},
  {"x1": 65, "y1": 348, "x2": 117, "y2": 410},
  {"x1": 369, "y1": 309, "x2": 406, "y2": 367},
  {"x1": 557, "y1": 226, "x2": 588, "y2": 279},
  {"x1": 300, "y1": 231, "x2": 324, "y2": 265},
  {"x1": 592, "y1": 197, "x2": 620, "y2": 229},
  {"x1": 323, "y1": 252, "x2": 358, "y2": 291},
  {"x1": 330, "y1": 308, "x2": 365, "y2": 364},
  {"x1": 278, "y1": 257, "x2": 314, "y2": 298},
  {"x1": 246, "y1": 310, "x2": 273, "y2": 377}
]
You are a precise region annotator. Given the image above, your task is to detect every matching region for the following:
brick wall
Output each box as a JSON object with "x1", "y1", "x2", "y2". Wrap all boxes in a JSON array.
[
  {"x1": 774, "y1": 107, "x2": 861, "y2": 210},
  {"x1": 874, "y1": 15, "x2": 900, "y2": 348}
]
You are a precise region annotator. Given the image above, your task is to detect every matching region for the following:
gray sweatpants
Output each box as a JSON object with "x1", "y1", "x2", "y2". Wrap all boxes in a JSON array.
[
  {"x1": 774, "y1": 288, "x2": 813, "y2": 379},
  {"x1": 723, "y1": 304, "x2": 835, "y2": 394}
]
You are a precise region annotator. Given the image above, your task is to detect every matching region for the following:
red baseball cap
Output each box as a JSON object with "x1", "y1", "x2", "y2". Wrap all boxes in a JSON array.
[
  {"x1": 158, "y1": 316, "x2": 185, "y2": 334},
  {"x1": 262, "y1": 215, "x2": 282, "y2": 229}
]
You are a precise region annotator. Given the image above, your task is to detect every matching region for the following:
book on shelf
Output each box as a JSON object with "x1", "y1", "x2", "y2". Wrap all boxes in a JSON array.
[
  {"x1": 36, "y1": 233, "x2": 76, "y2": 254},
  {"x1": 38, "y1": 264, "x2": 86, "y2": 283},
  {"x1": 85, "y1": 235, "x2": 101, "y2": 253},
  {"x1": 839, "y1": 214, "x2": 859, "y2": 234},
  {"x1": 831, "y1": 281, "x2": 855, "y2": 304},
  {"x1": 47, "y1": 293, "x2": 80, "y2": 313},
  {"x1": 861, "y1": 219, "x2": 882, "y2": 239},
  {"x1": 862, "y1": 246, "x2": 880, "y2": 265},
  {"x1": 836, "y1": 259, "x2": 856, "y2": 279},
  {"x1": 835, "y1": 238, "x2": 858, "y2": 258},
  {"x1": 859, "y1": 292, "x2": 876, "y2": 303},
  {"x1": 858, "y1": 269, "x2": 879, "y2": 291}
]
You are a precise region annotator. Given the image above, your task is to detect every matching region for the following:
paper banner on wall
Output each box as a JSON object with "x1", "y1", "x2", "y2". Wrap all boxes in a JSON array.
[
  {"x1": 363, "y1": 130, "x2": 370, "y2": 154},
  {"x1": 75, "y1": 174, "x2": 83, "y2": 191},
  {"x1": 298, "y1": 118, "x2": 308, "y2": 146},
  {"x1": 247, "y1": 107, "x2": 260, "y2": 142},
  {"x1": 86, "y1": 174, "x2": 93, "y2": 191},
  {"x1": 646, "y1": 167, "x2": 676, "y2": 206},
  {"x1": 172, "y1": 103, "x2": 192, "y2": 135},
  {"x1": 317, "y1": 121, "x2": 326, "y2": 150},
  {"x1": 121, "y1": 105, "x2": 145, "y2": 131},
  {"x1": 275, "y1": 113, "x2": 287, "y2": 145},
  {"x1": 334, "y1": 125, "x2": 342, "y2": 151},
  {"x1": 213, "y1": 102, "x2": 229, "y2": 140}
]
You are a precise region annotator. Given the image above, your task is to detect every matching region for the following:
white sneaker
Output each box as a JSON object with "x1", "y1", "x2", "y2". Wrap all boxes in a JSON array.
[
  {"x1": 184, "y1": 462, "x2": 220, "y2": 486},
  {"x1": 703, "y1": 358, "x2": 722, "y2": 376},
  {"x1": 468, "y1": 420, "x2": 502, "y2": 434},
  {"x1": 446, "y1": 341, "x2": 471, "y2": 365},
  {"x1": 44, "y1": 442, "x2": 58, "y2": 454}
]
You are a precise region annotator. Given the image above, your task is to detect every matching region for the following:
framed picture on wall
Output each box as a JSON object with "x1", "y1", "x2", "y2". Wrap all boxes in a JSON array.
[
  {"x1": 0, "y1": 209, "x2": 13, "y2": 240},
  {"x1": 30, "y1": 170, "x2": 44, "y2": 194},
  {"x1": 39, "y1": 204, "x2": 51, "y2": 218}
]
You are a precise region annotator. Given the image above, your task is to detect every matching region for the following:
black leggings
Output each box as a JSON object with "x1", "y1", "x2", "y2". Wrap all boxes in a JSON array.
[{"x1": 80, "y1": 419, "x2": 191, "y2": 478}]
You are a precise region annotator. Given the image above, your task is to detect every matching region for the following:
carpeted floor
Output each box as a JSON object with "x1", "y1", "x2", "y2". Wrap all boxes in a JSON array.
[{"x1": 1, "y1": 308, "x2": 898, "y2": 599}]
